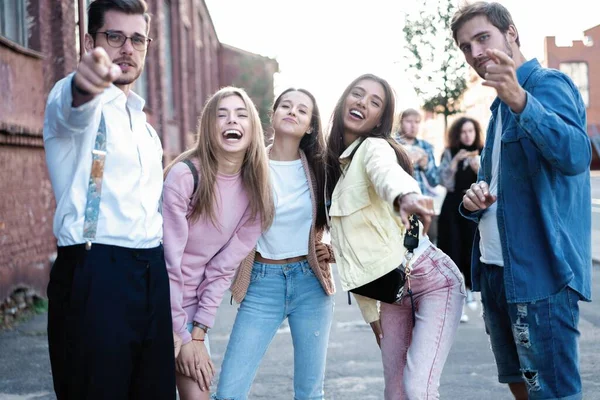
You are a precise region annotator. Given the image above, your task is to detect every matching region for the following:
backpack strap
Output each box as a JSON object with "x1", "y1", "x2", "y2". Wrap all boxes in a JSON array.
[{"x1": 182, "y1": 159, "x2": 198, "y2": 198}]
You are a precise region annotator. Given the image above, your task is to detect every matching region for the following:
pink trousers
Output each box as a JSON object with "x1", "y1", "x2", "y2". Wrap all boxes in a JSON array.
[{"x1": 380, "y1": 245, "x2": 465, "y2": 400}]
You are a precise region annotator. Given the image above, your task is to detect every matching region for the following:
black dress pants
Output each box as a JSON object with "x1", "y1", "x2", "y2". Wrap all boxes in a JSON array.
[{"x1": 47, "y1": 243, "x2": 176, "y2": 400}]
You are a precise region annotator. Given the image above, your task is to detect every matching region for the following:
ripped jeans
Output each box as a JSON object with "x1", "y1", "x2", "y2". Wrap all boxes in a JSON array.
[
  {"x1": 480, "y1": 263, "x2": 582, "y2": 400},
  {"x1": 213, "y1": 260, "x2": 333, "y2": 400}
]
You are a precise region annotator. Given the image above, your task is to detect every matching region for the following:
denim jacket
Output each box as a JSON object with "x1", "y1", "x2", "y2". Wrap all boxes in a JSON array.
[{"x1": 460, "y1": 59, "x2": 592, "y2": 303}]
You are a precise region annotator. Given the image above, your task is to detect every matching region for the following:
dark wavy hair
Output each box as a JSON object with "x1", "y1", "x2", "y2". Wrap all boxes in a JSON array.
[
  {"x1": 272, "y1": 88, "x2": 327, "y2": 230},
  {"x1": 325, "y1": 73, "x2": 413, "y2": 201},
  {"x1": 447, "y1": 116, "x2": 484, "y2": 151}
]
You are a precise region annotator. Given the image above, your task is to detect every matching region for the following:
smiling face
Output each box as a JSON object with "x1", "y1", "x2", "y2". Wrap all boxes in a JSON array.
[
  {"x1": 456, "y1": 15, "x2": 517, "y2": 79},
  {"x1": 215, "y1": 94, "x2": 253, "y2": 157},
  {"x1": 342, "y1": 79, "x2": 386, "y2": 138},
  {"x1": 272, "y1": 90, "x2": 314, "y2": 140},
  {"x1": 85, "y1": 10, "x2": 149, "y2": 88}
]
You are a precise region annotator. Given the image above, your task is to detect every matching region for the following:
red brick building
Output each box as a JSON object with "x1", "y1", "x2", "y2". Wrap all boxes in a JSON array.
[
  {"x1": 0, "y1": 0, "x2": 278, "y2": 304},
  {"x1": 545, "y1": 24, "x2": 600, "y2": 169}
]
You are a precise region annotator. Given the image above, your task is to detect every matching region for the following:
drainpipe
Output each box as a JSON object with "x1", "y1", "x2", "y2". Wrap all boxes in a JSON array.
[{"x1": 78, "y1": 0, "x2": 85, "y2": 59}]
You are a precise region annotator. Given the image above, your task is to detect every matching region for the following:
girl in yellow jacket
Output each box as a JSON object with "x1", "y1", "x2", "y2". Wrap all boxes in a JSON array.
[{"x1": 325, "y1": 73, "x2": 465, "y2": 400}]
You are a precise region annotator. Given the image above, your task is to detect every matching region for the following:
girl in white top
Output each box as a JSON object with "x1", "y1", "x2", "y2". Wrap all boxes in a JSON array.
[{"x1": 214, "y1": 88, "x2": 335, "y2": 400}]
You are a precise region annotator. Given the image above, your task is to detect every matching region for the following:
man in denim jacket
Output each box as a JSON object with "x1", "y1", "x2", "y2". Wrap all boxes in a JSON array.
[{"x1": 452, "y1": 2, "x2": 591, "y2": 400}]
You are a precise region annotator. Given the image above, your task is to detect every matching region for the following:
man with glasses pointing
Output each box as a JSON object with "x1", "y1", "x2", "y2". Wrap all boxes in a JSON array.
[{"x1": 43, "y1": 1, "x2": 176, "y2": 398}]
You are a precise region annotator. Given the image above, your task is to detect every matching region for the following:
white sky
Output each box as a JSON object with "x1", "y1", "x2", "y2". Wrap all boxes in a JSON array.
[{"x1": 205, "y1": 0, "x2": 597, "y2": 120}]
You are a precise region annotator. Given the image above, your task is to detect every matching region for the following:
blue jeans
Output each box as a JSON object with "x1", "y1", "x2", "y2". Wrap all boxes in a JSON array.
[
  {"x1": 214, "y1": 260, "x2": 334, "y2": 400},
  {"x1": 480, "y1": 263, "x2": 582, "y2": 400}
]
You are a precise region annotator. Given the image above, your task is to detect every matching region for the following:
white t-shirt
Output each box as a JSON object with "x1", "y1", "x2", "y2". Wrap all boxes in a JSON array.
[
  {"x1": 478, "y1": 106, "x2": 505, "y2": 266},
  {"x1": 257, "y1": 159, "x2": 312, "y2": 259}
]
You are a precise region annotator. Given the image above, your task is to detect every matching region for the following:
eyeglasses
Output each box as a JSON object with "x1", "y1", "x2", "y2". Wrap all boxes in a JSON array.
[{"x1": 94, "y1": 31, "x2": 152, "y2": 51}]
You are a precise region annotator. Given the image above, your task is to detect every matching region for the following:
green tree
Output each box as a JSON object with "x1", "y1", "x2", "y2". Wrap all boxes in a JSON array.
[
  {"x1": 230, "y1": 57, "x2": 274, "y2": 131},
  {"x1": 403, "y1": 0, "x2": 469, "y2": 130}
]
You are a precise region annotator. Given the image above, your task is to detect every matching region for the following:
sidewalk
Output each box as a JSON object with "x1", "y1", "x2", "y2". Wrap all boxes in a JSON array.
[{"x1": 1, "y1": 262, "x2": 599, "y2": 399}]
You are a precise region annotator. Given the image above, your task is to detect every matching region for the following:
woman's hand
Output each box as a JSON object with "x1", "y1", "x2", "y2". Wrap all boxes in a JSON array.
[
  {"x1": 315, "y1": 242, "x2": 330, "y2": 263},
  {"x1": 176, "y1": 340, "x2": 215, "y2": 391},
  {"x1": 370, "y1": 319, "x2": 384, "y2": 348},
  {"x1": 395, "y1": 193, "x2": 434, "y2": 233},
  {"x1": 468, "y1": 155, "x2": 481, "y2": 173},
  {"x1": 176, "y1": 342, "x2": 200, "y2": 382},
  {"x1": 451, "y1": 149, "x2": 469, "y2": 169},
  {"x1": 173, "y1": 332, "x2": 182, "y2": 359},
  {"x1": 193, "y1": 341, "x2": 215, "y2": 392}
]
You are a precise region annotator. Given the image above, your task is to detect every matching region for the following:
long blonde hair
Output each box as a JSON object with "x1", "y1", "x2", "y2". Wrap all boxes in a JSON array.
[{"x1": 164, "y1": 87, "x2": 274, "y2": 230}]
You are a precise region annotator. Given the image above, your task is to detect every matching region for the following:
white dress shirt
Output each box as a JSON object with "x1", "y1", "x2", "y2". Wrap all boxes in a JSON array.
[{"x1": 43, "y1": 73, "x2": 163, "y2": 248}]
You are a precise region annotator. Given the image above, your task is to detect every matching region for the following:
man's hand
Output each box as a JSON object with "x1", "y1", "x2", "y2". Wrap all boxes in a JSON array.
[
  {"x1": 463, "y1": 181, "x2": 497, "y2": 212},
  {"x1": 72, "y1": 47, "x2": 121, "y2": 106},
  {"x1": 407, "y1": 146, "x2": 427, "y2": 167},
  {"x1": 370, "y1": 320, "x2": 383, "y2": 348},
  {"x1": 482, "y1": 49, "x2": 527, "y2": 113},
  {"x1": 395, "y1": 193, "x2": 434, "y2": 233},
  {"x1": 417, "y1": 151, "x2": 429, "y2": 169},
  {"x1": 315, "y1": 242, "x2": 330, "y2": 263}
]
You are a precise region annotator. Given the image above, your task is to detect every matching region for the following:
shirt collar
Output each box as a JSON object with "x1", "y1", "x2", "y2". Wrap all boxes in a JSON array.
[
  {"x1": 127, "y1": 89, "x2": 145, "y2": 111},
  {"x1": 100, "y1": 85, "x2": 145, "y2": 111},
  {"x1": 339, "y1": 137, "x2": 365, "y2": 164}
]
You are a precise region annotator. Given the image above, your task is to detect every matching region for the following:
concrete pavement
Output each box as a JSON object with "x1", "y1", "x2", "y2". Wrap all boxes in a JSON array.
[{"x1": 1, "y1": 260, "x2": 600, "y2": 399}]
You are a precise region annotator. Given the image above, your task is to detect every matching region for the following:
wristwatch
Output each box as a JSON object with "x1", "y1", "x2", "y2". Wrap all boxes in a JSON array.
[{"x1": 192, "y1": 321, "x2": 209, "y2": 333}]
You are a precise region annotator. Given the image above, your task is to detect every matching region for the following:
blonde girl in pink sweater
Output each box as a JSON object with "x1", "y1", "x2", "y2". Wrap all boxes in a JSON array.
[{"x1": 163, "y1": 87, "x2": 274, "y2": 400}]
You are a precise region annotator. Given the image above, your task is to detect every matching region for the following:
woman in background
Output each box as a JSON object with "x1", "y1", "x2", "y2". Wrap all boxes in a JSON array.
[{"x1": 437, "y1": 116, "x2": 484, "y2": 322}]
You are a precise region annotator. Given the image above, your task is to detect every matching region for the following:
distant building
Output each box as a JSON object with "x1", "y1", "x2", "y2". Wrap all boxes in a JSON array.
[
  {"x1": 220, "y1": 44, "x2": 279, "y2": 141},
  {"x1": 0, "y1": 0, "x2": 278, "y2": 304},
  {"x1": 545, "y1": 24, "x2": 600, "y2": 169}
]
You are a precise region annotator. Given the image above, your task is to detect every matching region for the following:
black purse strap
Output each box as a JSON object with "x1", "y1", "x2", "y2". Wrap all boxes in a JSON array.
[
  {"x1": 403, "y1": 214, "x2": 420, "y2": 327},
  {"x1": 182, "y1": 159, "x2": 199, "y2": 200},
  {"x1": 404, "y1": 214, "x2": 420, "y2": 252}
]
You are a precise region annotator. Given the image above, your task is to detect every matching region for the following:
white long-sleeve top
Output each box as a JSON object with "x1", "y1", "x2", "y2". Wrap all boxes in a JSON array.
[{"x1": 43, "y1": 73, "x2": 163, "y2": 248}]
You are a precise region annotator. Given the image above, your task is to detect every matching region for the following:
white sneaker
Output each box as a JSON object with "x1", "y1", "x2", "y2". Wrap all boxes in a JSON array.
[
  {"x1": 466, "y1": 289, "x2": 478, "y2": 311},
  {"x1": 460, "y1": 312, "x2": 469, "y2": 323}
]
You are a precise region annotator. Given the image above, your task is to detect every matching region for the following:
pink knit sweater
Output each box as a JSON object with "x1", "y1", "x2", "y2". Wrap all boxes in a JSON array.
[{"x1": 163, "y1": 161, "x2": 262, "y2": 345}]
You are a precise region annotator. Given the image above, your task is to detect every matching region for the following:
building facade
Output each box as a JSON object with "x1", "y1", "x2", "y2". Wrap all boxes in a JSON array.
[
  {"x1": 545, "y1": 24, "x2": 600, "y2": 169},
  {"x1": 0, "y1": 0, "x2": 278, "y2": 304}
]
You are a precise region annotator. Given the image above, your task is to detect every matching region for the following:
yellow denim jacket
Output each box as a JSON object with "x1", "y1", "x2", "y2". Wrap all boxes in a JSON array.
[{"x1": 328, "y1": 137, "x2": 421, "y2": 323}]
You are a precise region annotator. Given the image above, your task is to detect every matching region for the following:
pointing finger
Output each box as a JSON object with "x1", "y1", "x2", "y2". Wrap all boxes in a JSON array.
[
  {"x1": 91, "y1": 47, "x2": 111, "y2": 66},
  {"x1": 489, "y1": 48, "x2": 513, "y2": 65}
]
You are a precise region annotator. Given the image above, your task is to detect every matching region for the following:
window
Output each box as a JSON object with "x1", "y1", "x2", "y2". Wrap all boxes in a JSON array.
[
  {"x1": 163, "y1": 0, "x2": 175, "y2": 118},
  {"x1": 559, "y1": 62, "x2": 589, "y2": 107},
  {"x1": 1, "y1": 1, "x2": 28, "y2": 47}
]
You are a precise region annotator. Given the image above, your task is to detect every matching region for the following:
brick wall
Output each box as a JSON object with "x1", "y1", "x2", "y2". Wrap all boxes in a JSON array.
[
  {"x1": 545, "y1": 24, "x2": 600, "y2": 126},
  {"x1": 545, "y1": 25, "x2": 600, "y2": 169},
  {"x1": 0, "y1": 0, "x2": 79, "y2": 302},
  {"x1": 0, "y1": 146, "x2": 55, "y2": 300}
]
